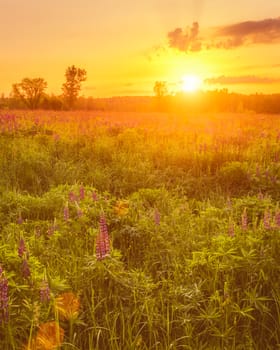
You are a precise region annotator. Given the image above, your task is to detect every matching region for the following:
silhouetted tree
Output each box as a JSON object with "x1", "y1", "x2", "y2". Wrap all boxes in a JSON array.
[
  {"x1": 12, "y1": 78, "x2": 47, "y2": 109},
  {"x1": 153, "y1": 81, "x2": 168, "y2": 98},
  {"x1": 62, "y1": 65, "x2": 87, "y2": 109}
]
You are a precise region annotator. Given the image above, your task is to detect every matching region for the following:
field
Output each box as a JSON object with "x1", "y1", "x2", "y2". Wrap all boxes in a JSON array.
[{"x1": 0, "y1": 110, "x2": 280, "y2": 349}]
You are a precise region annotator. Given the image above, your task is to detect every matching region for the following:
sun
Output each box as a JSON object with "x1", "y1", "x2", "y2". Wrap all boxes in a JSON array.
[{"x1": 181, "y1": 75, "x2": 202, "y2": 93}]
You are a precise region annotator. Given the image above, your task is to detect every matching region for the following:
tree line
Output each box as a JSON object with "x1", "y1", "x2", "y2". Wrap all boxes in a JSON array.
[
  {"x1": 2, "y1": 72, "x2": 280, "y2": 113},
  {"x1": 10, "y1": 65, "x2": 86, "y2": 110}
]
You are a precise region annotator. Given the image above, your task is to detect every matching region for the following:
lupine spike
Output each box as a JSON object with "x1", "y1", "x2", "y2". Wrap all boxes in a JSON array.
[
  {"x1": 69, "y1": 191, "x2": 76, "y2": 202},
  {"x1": 40, "y1": 279, "x2": 51, "y2": 303},
  {"x1": 96, "y1": 214, "x2": 110, "y2": 260},
  {"x1": 0, "y1": 266, "x2": 9, "y2": 323},
  {"x1": 275, "y1": 210, "x2": 280, "y2": 228},
  {"x1": 18, "y1": 238, "x2": 27, "y2": 258},
  {"x1": 154, "y1": 208, "x2": 160, "y2": 225},
  {"x1": 79, "y1": 186, "x2": 85, "y2": 200}
]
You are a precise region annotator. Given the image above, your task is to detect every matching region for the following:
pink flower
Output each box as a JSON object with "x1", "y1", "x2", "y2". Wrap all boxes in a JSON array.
[
  {"x1": 0, "y1": 266, "x2": 9, "y2": 323},
  {"x1": 18, "y1": 238, "x2": 27, "y2": 258},
  {"x1": 96, "y1": 215, "x2": 110, "y2": 260},
  {"x1": 79, "y1": 186, "x2": 85, "y2": 200},
  {"x1": 154, "y1": 208, "x2": 160, "y2": 225},
  {"x1": 275, "y1": 210, "x2": 280, "y2": 228}
]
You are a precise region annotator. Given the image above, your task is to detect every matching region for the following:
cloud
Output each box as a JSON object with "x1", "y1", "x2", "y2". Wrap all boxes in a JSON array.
[
  {"x1": 213, "y1": 17, "x2": 280, "y2": 48},
  {"x1": 167, "y1": 22, "x2": 201, "y2": 52},
  {"x1": 167, "y1": 17, "x2": 280, "y2": 52},
  {"x1": 205, "y1": 75, "x2": 280, "y2": 85}
]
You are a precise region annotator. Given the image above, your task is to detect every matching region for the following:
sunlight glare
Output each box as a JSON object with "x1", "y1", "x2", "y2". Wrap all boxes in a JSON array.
[{"x1": 181, "y1": 75, "x2": 202, "y2": 93}]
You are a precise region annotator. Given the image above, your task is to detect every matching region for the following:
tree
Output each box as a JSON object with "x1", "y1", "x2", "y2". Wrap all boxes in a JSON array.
[
  {"x1": 153, "y1": 81, "x2": 168, "y2": 98},
  {"x1": 12, "y1": 78, "x2": 47, "y2": 109},
  {"x1": 62, "y1": 65, "x2": 87, "y2": 109}
]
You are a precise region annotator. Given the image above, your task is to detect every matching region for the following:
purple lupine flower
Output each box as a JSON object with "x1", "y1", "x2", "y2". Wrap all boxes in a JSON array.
[
  {"x1": 0, "y1": 266, "x2": 9, "y2": 323},
  {"x1": 241, "y1": 208, "x2": 248, "y2": 231},
  {"x1": 96, "y1": 214, "x2": 110, "y2": 260},
  {"x1": 79, "y1": 186, "x2": 85, "y2": 200},
  {"x1": 18, "y1": 238, "x2": 27, "y2": 258},
  {"x1": 40, "y1": 279, "x2": 51, "y2": 303},
  {"x1": 275, "y1": 210, "x2": 280, "y2": 228},
  {"x1": 228, "y1": 223, "x2": 235, "y2": 237},
  {"x1": 17, "y1": 215, "x2": 23, "y2": 224},
  {"x1": 63, "y1": 204, "x2": 70, "y2": 221},
  {"x1": 154, "y1": 208, "x2": 160, "y2": 225},
  {"x1": 69, "y1": 191, "x2": 77, "y2": 202},
  {"x1": 263, "y1": 209, "x2": 271, "y2": 230},
  {"x1": 22, "y1": 259, "x2": 31, "y2": 279}
]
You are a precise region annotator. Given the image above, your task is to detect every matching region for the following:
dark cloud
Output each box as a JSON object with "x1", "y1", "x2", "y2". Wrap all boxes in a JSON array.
[
  {"x1": 167, "y1": 17, "x2": 280, "y2": 52},
  {"x1": 167, "y1": 22, "x2": 201, "y2": 52},
  {"x1": 213, "y1": 17, "x2": 280, "y2": 48},
  {"x1": 205, "y1": 75, "x2": 280, "y2": 85}
]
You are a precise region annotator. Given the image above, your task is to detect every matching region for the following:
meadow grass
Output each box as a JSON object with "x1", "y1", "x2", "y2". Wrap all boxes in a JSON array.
[{"x1": 0, "y1": 110, "x2": 280, "y2": 349}]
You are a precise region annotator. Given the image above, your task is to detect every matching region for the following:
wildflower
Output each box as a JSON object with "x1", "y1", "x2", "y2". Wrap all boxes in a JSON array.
[
  {"x1": 40, "y1": 279, "x2": 51, "y2": 303},
  {"x1": 154, "y1": 208, "x2": 160, "y2": 225},
  {"x1": 263, "y1": 209, "x2": 271, "y2": 230},
  {"x1": 17, "y1": 215, "x2": 23, "y2": 224},
  {"x1": 22, "y1": 258, "x2": 31, "y2": 279},
  {"x1": 54, "y1": 292, "x2": 80, "y2": 321},
  {"x1": 79, "y1": 186, "x2": 85, "y2": 200},
  {"x1": 68, "y1": 191, "x2": 77, "y2": 202},
  {"x1": 63, "y1": 203, "x2": 69, "y2": 221},
  {"x1": 0, "y1": 266, "x2": 9, "y2": 323},
  {"x1": 275, "y1": 210, "x2": 280, "y2": 228},
  {"x1": 241, "y1": 208, "x2": 248, "y2": 231},
  {"x1": 96, "y1": 214, "x2": 110, "y2": 260},
  {"x1": 25, "y1": 321, "x2": 64, "y2": 350},
  {"x1": 18, "y1": 237, "x2": 27, "y2": 258}
]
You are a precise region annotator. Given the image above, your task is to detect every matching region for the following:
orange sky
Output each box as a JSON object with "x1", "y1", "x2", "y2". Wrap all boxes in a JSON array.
[{"x1": 1, "y1": 0, "x2": 280, "y2": 97}]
